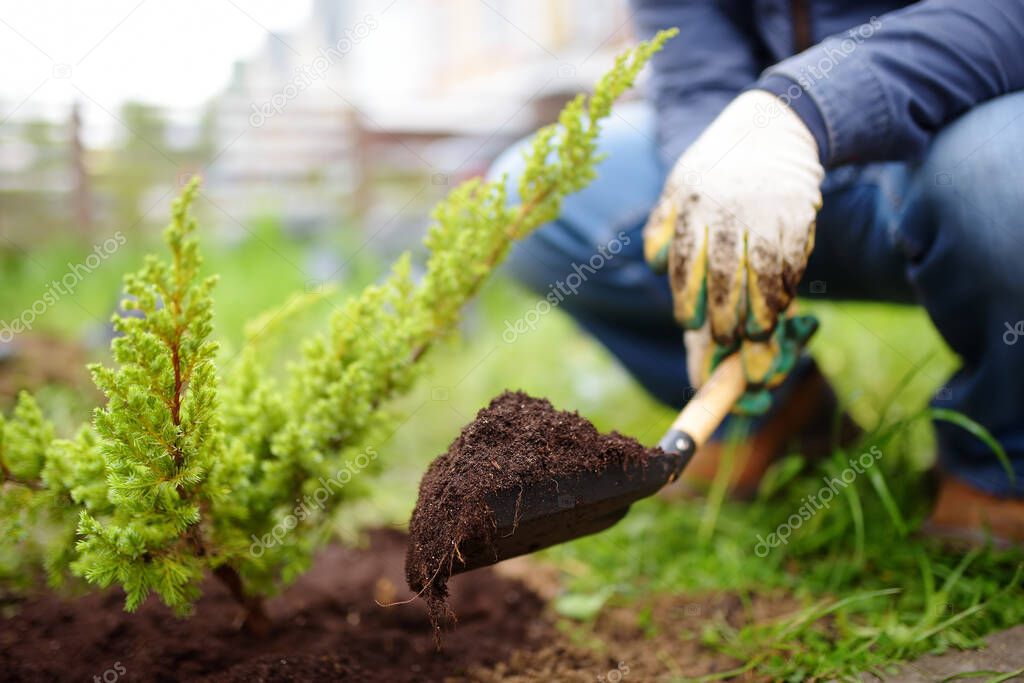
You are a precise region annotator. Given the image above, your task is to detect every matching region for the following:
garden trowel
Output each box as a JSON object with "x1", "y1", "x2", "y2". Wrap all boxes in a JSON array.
[{"x1": 450, "y1": 352, "x2": 748, "y2": 574}]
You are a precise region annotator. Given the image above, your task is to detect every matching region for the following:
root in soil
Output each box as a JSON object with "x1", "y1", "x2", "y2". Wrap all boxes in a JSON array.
[{"x1": 405, "y1": 390, "x2": 654, "y2": 643}]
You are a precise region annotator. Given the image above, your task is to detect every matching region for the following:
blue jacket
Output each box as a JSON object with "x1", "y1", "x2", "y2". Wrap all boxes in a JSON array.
[{"x1": 631, "y1": 0, "x2": 1024, "y2": 167}]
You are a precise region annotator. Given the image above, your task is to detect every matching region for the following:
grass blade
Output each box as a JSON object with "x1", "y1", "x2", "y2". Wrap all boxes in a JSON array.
[
  {"x1": 865, "y1": 466, "x2": 908, "y2": 536},
  {"x1": 929, "y1": 408, "x2": 1015, "y2": 484}
]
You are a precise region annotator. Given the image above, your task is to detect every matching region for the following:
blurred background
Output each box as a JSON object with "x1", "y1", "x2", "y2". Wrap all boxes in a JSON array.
[
  {"x1": 1, "y1": 0, "x2": 633, "y2": 248},
  {"x1": 1, "y1": 0, "x2": 953, "y2": 521}
]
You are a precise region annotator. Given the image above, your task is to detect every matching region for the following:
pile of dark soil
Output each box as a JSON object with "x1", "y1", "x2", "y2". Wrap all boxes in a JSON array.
[
  {"x1": 0, "y1": 530, "x2": 548, "y2": 682},
  {"x1": 405, "y1": 391, "x2": 654, "y2": 640}
]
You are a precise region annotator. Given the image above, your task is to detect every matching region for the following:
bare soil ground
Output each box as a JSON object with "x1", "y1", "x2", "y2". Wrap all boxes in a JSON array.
[
  {"x1": 1, "y1": 530, "x2": 545, "y2": 682},
  {"x1": 1, "y1": 529, "x2": 784, "y2": 682}
]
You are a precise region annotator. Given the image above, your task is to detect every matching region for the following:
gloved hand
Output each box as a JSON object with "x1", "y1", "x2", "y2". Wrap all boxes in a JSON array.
[
  {"x1": 643, "y1": 90, "x2": 825, "y2": 411},
  {"x1": 686, "y1": 314, "x2": 819, "y2": 415}
]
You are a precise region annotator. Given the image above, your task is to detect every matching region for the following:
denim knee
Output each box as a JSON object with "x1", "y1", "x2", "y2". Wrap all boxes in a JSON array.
[{"x1": 909, "y1": 91, "x2": 1024, "y2": 288}]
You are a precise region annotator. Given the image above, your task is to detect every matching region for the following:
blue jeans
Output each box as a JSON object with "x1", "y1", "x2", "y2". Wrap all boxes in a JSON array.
[{"x1": 491, "y1": 96, "x2": 1024, "y2": 498}]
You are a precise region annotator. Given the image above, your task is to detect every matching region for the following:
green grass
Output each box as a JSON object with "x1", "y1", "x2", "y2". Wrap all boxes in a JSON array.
[
  {"x1": 0, "y1": 219, "x2": 324, "y2": 353},
  {"x1": 544, "y1": 455, "x2": 1022, "y2": 681}
]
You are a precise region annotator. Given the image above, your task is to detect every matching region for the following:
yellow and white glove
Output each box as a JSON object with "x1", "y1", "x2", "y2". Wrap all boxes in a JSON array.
[{"x1": 643, "y1": 91, "x2": 824, "y2": 411}]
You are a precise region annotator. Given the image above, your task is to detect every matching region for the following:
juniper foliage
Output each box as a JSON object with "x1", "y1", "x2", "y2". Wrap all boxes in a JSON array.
[
  {"x1": 0, "y1": 30, "x2": 675, "y2": 618},
  {"x1": 0, "y1": 392, "x2": 67, "y2": 588}
]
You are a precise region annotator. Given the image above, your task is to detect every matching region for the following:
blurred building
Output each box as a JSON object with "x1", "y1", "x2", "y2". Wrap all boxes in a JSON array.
[
  {"x1": 0, "y1": 0, "x2": 634, "y2": 249},
  {"x1": 205, "y1": 0, "x2": 633, "y2": 245}
]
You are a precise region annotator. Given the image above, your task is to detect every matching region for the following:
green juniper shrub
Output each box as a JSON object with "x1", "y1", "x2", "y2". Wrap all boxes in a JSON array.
[{"x1": 0, "y1": 30, "x2": 676, "y2": 629}]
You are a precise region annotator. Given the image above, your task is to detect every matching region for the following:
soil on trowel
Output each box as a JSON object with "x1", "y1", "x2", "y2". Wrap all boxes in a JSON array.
[{"x1": 405, "y1": 390, "x2": 656, "y2": 642}]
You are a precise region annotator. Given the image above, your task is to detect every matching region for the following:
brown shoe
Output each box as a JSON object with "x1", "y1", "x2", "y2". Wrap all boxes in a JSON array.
[
  {"x1": 661, "y1": 359, "x2": 859, "y2": 500},
  {"x1": 924, "y1": 476, "x2": 1024, "y2": 546}
]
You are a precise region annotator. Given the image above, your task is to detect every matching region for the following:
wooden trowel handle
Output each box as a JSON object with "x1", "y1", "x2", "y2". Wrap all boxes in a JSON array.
[
  {"x1": 657, "y1": 354, "x2": 746, "y2": 469},
  {"x1": 675, "y1": 354, "x2": 746, "y2": 447}
]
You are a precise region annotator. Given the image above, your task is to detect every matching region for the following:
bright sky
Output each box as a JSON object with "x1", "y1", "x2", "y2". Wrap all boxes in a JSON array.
[{"x1": 0, "y1": 0, "x2": 313, "y2": 113}]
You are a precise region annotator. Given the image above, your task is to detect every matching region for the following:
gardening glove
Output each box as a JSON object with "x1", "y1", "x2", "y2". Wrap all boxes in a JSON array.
[
  {"x1": 686, "y1": 314, "x2": 819, "y2": 415},
  {"x1": 643, "y1": 90, "x2": 824, "y2": 412}
]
